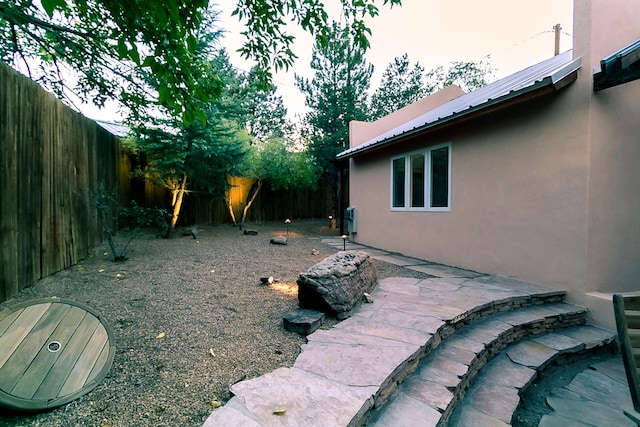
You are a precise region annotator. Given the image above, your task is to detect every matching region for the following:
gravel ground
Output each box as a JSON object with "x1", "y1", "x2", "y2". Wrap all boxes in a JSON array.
[
  {"x1": 0, "y1": 219, "x2": 615, "y2": 426},
  {"x1": 0, "y1": 220, "x2": 432, "y2": 427}
]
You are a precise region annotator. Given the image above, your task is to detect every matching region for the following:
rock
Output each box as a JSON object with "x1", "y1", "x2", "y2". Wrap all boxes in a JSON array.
[
  {"x1": 363, "y1": 292, "x2": 374, "y2": 303},
  {"x1": 243, "y1": 229, "x2": 258, "y2": 235},
  {"x1": 283, "y1": 309, "x2": 325, "y2": 335},
  {"x1": 270, "y1": 235, "x2": 288, "y2": 245},
  {"x1": 297, "y1": 251, "x2": 378, "y2": 319},
  {"x1": 183, "y1": 226, "x2": 198, "y2": 239},
  {"x1": 311, "y1": 249, "x2": 320, "y2": 255}
]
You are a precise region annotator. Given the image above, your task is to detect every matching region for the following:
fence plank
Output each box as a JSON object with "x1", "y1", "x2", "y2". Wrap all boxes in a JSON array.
[{"x1": 1, "y1": 65, "x2": 19, "y2": 301}]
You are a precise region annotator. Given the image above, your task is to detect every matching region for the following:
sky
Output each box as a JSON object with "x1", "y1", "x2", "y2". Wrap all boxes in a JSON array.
[{"x1": 83, "y1": 0, "x2": 574, "y2": 122}]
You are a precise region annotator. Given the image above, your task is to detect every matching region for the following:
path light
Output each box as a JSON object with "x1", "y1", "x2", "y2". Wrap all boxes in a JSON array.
[
  {"x1": 341, "y1": 235, "x2": 348, "y2": 251},
  {"x1": 285, "y1": 218, "x2": 291, "y2": 235}
]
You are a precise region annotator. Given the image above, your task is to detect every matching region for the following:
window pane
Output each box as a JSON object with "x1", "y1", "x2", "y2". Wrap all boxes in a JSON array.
[
  {"x1": 430, "y1": 146, "x2": 449, "y2": 208},
  {"x1": 410, "y1": 153, "x2": 425, "y2": 207},
  {"x1": 392, "y1": 158, "x2": 405, "y2": 207}
]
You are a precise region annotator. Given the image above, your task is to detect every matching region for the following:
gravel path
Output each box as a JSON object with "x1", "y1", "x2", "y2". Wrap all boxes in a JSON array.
[{"x1": 0, "y1": 220, "x2": 430, "y2": 427}]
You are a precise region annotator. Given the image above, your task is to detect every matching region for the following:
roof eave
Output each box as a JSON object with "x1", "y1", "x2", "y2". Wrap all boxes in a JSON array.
[
  {"x1": 593, "y1": 39, "x2": 640, "y2": 91},
  {"x1": 337, "y1": 58, "x2": 581, "y2": 161}
]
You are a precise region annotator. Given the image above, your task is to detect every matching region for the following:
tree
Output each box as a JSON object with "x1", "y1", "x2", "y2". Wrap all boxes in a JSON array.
[
  {"x1": 248, "y1": 90, "x2": 291, "y2": 144},
  {"x1": 1, "y1": 0, "x2": 401, "y2": 123},
  {"x1": 132, "y1": 115, "x2": 249, "y2": 232},
  {"x1": 425, "y1": 59, "x2": 496, "y2": 94},
  {"x1": 296, "y1": 21, "x2": 372, "y2": 221},
  {"x1": 130, "y1": 50, "x2": 253, "y2": 232},
  {"x1": 232, "y1": 0, "x2": 401, "y2": 86},
  {"x1": 221, "y1": 71, "x2": 318, "y2": 226},
  {"x1": 229, "y1": 138, "x2": 320, "y2": 227},
  {"x1": 369, "y1": 53, "x2": 426, "y2": 120},
  {"x1": 0, "y1": 0, "x2": 218, "y2": 124},
  {"x1": 296, "y1": 21, "x2": 373, "y2": 178}
]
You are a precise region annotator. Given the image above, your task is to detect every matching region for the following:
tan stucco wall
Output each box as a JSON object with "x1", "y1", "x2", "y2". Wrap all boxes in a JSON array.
[
  {"x1": 348, "y1": 0, "x2": 640, "y2": 329},
  {"x1": 350, "y1": 89, "x2": 590, "y2": 289},
  {"x1": 576, "y1": 0, "x2": 640, "y2": 327}
]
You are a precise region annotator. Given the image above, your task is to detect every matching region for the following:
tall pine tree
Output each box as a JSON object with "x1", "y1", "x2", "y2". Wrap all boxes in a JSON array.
[
  {"x1": 296, "y1": 22, "x2": 373, "y2": 175},
  {"x1": 370, "y1": 53, "x2": 426, "y2": 120},
  {"x1": 296, "y1": 21, "x2": 372, "y2": 217}
]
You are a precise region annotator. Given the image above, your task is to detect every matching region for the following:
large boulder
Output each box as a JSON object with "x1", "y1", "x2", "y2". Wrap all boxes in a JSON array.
[{"x1": 297, "y1": 250, "x2": 378, "y2": 319}]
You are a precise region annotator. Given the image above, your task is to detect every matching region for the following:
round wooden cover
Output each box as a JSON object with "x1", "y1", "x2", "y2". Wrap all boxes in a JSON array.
[{"x1": 0, "y1": 298, "x2": 116, "y2": 411}]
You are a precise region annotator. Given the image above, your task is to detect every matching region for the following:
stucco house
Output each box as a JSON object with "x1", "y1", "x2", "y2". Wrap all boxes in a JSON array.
[{"x1": 338, "y1": 0, "x2": 640, "y2": 329}]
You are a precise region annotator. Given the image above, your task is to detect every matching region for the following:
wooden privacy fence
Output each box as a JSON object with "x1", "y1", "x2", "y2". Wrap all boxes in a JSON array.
[
  {"x1": 0, "y1": 63, "x2": 124, "y2": 303},
  {"x1": 179, "y1": 179, "x2": 334, "y2": 226},
  {"x1": 0, "y1": 62, "x2": 335, "y2": 303}
]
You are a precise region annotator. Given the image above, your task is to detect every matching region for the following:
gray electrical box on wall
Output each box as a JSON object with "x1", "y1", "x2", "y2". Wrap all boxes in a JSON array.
[{"x1": 344, "y1": 207, "x2": 357, "y2": 233}]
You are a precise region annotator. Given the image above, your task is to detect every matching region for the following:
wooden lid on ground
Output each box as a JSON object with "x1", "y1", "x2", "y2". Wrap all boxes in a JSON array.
[{"x1": 0, "y1": 298, "x2": 115, "y2": 411}]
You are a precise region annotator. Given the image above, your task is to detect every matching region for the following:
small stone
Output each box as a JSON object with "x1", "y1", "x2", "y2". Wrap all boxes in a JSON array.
[
  {"x1": 311, "y1": 249, "x2": 320, "y2": 255},
  {"x1": 243, "y1": 229, "x2": 258, "y2": 235},
  {"x1": 363, "y1": 292, "x2": 374, "y2": 303},
  {"x1": 283, "y1": 309, "x2": 325, "y2": 335},
  {"x1": 270, "y1": 235, "x2": 288, "y2": 245},
  {"x1": 185, "y1": 226, "x2": 198, "y2": 239}
]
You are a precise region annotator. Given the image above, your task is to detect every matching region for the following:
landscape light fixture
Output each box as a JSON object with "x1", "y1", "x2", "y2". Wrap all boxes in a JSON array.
[
  {"x1": 285, "y1": 218, "x2": 291, "y2": 235},
  {"x1": 341, "y1": 235, "x2": 348, "y2": 251}
]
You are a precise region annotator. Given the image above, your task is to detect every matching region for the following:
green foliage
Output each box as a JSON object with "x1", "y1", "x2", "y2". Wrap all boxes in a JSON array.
[
  {"x1": 1, "y1": 0, "x2": 402, "y2": 124},
  {"x1": 95, "y1": 190, "x2": 169, "y2": 262},
  {"x1": 0, "y1": 0, "x2": 217, "y2": 123},
  {"x1": 130, "y1": 50, "x2": 275, "y2": 220},
  {"x1": 232, "y1": 0, "x2": 401, "y2": 87},
  {"x1": 249, "y1": 90, "x2": 291, "y2": 144},
  {"x1": 243, "y1": 139, "x2": 320, "y2": 191},
  {"x1": 296, "y1": 21, "x2": 373, "y2": 180},
  {"x1": 370, "y1": 53, "x2": 426, "y2": 120},
  {"x1": 425, "y1": 59, "x2": 496, "y2": 93},
  {"x1": 367, "y1": 57, "x2": 495, "y2": 121}
]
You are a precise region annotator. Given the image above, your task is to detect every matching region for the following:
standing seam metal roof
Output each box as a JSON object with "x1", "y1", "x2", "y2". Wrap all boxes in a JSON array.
[{"x1": 337, "y1": 50, "x2": 581, "y2": 160}]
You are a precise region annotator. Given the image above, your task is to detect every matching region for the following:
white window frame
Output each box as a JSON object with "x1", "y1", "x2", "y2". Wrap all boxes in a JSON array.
[{"x1": 390, "y1": 142, "x2": 451, "y2": 212}]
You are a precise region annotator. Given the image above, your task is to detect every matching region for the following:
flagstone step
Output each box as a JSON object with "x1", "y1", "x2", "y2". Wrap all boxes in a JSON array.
[
  {"x1": 366, "y1": 306, "x2": 595, "y2": 427},
  {"x1": 539, "y1": 356, "x2": 634, "y2": 427},
  {"x1": 449, "y1": 326, "x2": 617, "y2": 426},
  {"x1": 203, "y1": 276, "x2": 576, "y2": 427}
]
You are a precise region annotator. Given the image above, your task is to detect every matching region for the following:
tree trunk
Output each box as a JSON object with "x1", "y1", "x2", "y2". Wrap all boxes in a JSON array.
[
  {"x1": 170, "y1": 175, "x2": 188, "y2": 229},
  {"x1": 240, "y1": 180, "x2": 263, "y2": 228},
  {"x1": 227, "y1": 198, "x2": 238, "y2": 227}
]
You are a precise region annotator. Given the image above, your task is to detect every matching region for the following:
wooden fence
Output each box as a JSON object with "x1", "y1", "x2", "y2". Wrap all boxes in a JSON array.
[
  {"x1": 122, "y1": 173, "x2": 334, "y2": 227},
  {"x1": 0, "y1": 63, "x2": 124, "y2": 302},
  {"x1": 178, "y1": 180, "x2": 334, "y2": 226},
  {"x1": 0, "y1": 61, "x2": 335, "y2": 303}
]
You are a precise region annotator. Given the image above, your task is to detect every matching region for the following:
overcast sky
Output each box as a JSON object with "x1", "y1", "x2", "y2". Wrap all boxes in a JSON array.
[{"x1": 83, "y1": 0, "x2": 574, "y2": 122}]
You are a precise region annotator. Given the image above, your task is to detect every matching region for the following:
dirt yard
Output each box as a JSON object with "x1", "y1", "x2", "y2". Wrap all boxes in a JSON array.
[{"x1": 0, "y1": 220, "x2": 431, "y2": 426}]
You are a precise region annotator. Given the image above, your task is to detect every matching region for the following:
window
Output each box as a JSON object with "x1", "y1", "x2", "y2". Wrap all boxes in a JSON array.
[
  {"x1": 410, "y1": 153, "x2": 425, "y2": 208},
  {"x1": 391, "y1": 143, "x2": 451, "y2": 211},
  {"x1": 430, "y1": 146, "x2": 449, "y2": 208},
  {"x1": 392, "y1": 157, "x2": 405, "y2": 208}
]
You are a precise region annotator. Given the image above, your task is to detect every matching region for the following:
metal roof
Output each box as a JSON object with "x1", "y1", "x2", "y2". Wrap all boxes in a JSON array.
[
  {"x1": 96, "y1": 120, "x2": 130, "y2": 138},
  {"x1": 337, "y1": 50, "x2": 581, "y2": 160}
]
